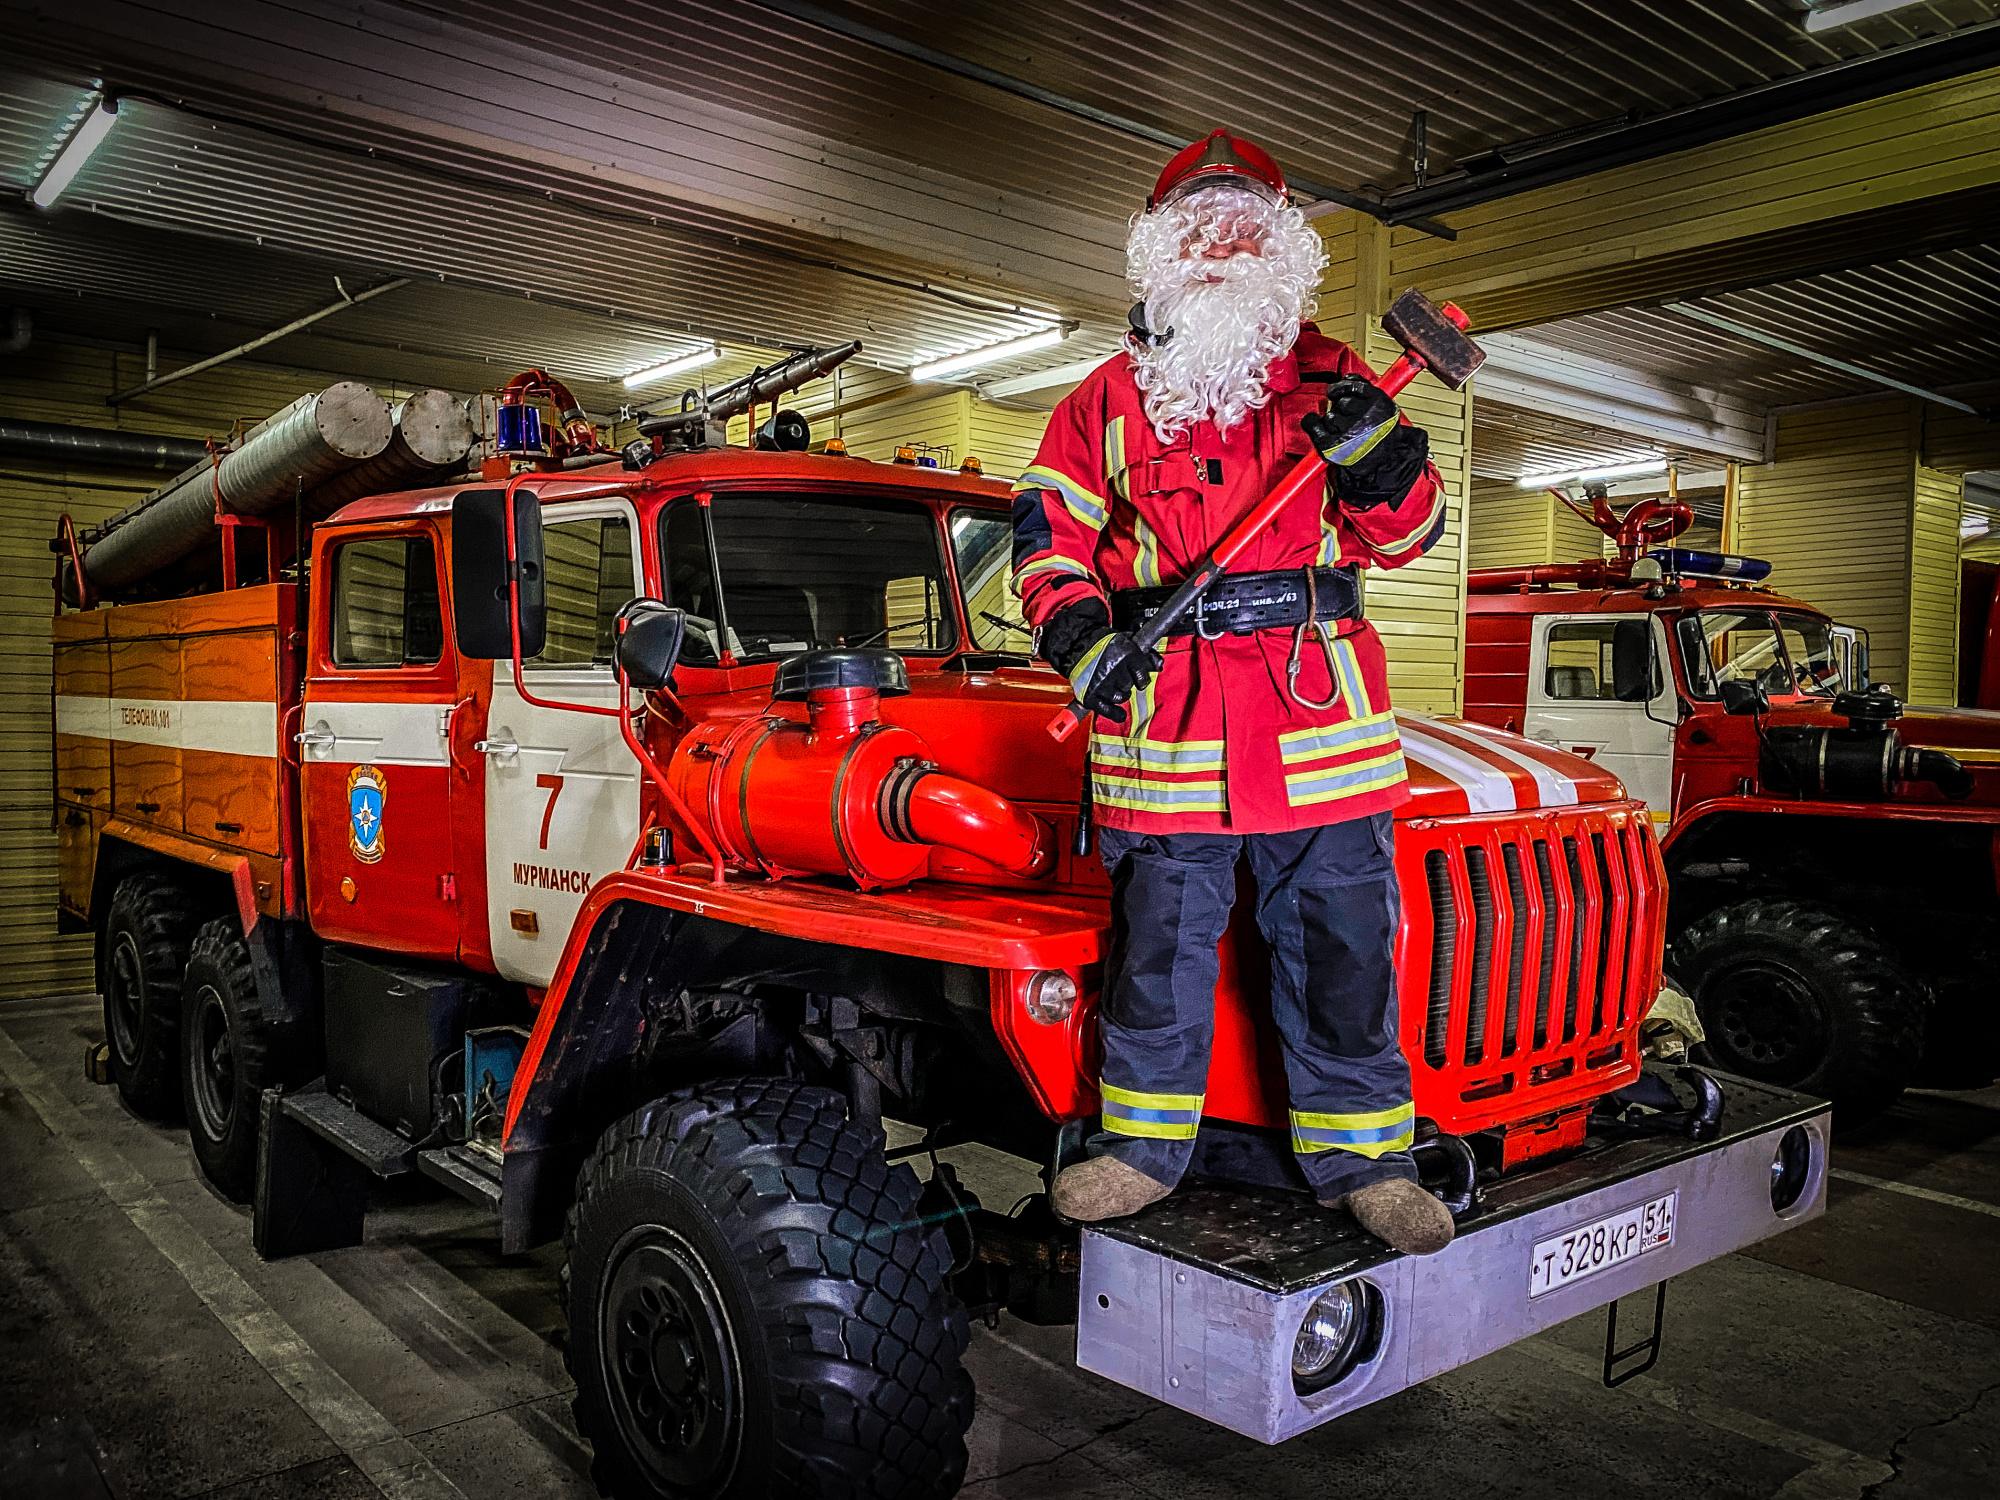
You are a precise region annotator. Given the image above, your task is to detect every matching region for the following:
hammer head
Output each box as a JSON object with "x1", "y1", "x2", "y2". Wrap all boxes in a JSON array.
[{"x1": 1381, "y1": 288, "x2": 1485, "y2": 391}]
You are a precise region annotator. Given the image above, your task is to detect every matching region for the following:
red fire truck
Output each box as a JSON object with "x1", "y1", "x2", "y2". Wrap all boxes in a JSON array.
[
  {"x1": 54, "y1": 374, "x2": 1827, "y2": 1499},
  {"x1": 1466, "y1": 490, "x2": 2000, "y2": 1122}
]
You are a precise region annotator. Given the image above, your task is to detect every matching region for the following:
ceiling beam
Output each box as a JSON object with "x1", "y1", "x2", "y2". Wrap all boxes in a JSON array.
[{"x1": 1474, "y1": 332, "x2": 1767, "y2": 464}]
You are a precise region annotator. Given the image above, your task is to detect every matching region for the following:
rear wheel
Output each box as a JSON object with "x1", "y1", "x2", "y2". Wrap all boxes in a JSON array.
[
  {"x1": 1671, "y1": 899, "x2": 1927, "y2": 1123},
  {"x1": 180, "y1": 918, "x2": 271, "y2": 1201},
  {"x1": 100, "y1": 873, "x2": 196, "y2": 1119},
  {"x1": 563, "y1": 1079, "x2": 973, "y2": 1499}
]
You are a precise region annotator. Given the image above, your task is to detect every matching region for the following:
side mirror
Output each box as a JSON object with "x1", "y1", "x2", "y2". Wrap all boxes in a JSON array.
[
  {"x1": 1611, "y1": 618, "x2": 1661, "y2": 702},
  {"x1": 451, "y1": 489, "x2": 546, "y2": 659},
  {"x1": 1719, "y1": 679, "x2": 1769, "y2": 716},
  {"x1": 615, "y1": 598, "x2": 688, "y2": 689}
]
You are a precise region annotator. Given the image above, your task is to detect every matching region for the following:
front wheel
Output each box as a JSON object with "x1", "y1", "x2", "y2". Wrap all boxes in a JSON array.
[
  {"x1": 1671, "y1": 899, "x2": 1927, "y2": 1124},
  {"x1": 563, "y1": 1080, "x2": 973, "y2": 1500},
  {"x1": 180, "y1": 918, "x2": 275, "y2": 1201}
]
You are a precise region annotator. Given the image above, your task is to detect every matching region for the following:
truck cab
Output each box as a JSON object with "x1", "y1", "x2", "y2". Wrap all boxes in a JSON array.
[{"x1": 1469, "y1": 542, "x2": 2000, "y2": 1118}]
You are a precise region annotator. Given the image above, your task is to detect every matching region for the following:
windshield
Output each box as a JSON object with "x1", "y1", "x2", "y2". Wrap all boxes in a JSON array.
[
  {"x1": 660, "y1": 493, "x2": 957, "y2": 665},
  {"x1": 951, "y1": 508, "x2": 1032, "y2": 653},
  {"x1": 1676, "y1": 608, "x2": 1840, "y2": 700}
]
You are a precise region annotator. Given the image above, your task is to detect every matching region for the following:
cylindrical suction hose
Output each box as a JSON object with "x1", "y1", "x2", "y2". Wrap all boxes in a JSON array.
[
  {"x1": 885, "y1": 767, "x2": 1052, "y2": 877},
  {"x1": 81, "y1": 382, "x2": 392, "y2": 590}
]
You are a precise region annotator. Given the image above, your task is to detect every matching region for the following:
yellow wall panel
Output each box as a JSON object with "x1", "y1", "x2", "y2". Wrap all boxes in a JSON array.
[{"x1": 1909, "y1": 465, "x2": 1963, "y2": 706}]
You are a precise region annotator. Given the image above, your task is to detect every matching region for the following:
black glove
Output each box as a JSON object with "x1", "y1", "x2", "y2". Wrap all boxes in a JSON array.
[
  {"x1": 1039, "y1": 598, "x2": 1161, "y2": 728},
  {"x1": 1303, "y1": 376, "x2": 1398, "y2": 462},
  {"x1": 1302, "y1": 380, "x2": 1431, "y2": 512}
]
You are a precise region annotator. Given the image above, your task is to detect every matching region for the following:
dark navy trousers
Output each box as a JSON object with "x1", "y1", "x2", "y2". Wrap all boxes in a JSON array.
[{"x1": 1088, "y1": 814, "x2": 1419, "y2": 1200}]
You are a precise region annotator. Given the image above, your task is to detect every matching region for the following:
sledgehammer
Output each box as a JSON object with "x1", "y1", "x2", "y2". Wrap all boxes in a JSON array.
[{"x1": 1045, "y1": 289, "x2": 1484, "y2": 743}]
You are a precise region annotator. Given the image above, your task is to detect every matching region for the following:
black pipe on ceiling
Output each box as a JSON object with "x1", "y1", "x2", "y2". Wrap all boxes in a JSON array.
[
  {"x1": 1377, "y1": 20, "x2": 2000, "y2": 225},
  {"x1": 0, "y1": 418, "x2": 210, "y2": 472}
]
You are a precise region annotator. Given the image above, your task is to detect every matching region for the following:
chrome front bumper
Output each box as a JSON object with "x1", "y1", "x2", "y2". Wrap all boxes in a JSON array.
[{"x1": 1075, "y1": 1073, "x2": 1828, "y2": 1445}]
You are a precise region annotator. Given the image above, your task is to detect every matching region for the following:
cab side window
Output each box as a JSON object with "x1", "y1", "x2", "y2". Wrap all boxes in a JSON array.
[
  {"x1": 1543, "y1": 619, "x2": 1659, "y2": 702},
  {"x1": 331, "y1": 535, "x2": 443, "y2": 667},
  {"x1": 532, "y1": 515, "x2": 635, "y2": 667}
]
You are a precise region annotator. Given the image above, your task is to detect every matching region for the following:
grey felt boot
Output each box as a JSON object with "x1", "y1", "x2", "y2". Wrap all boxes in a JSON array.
[
  {"x1": 1051, "y1": 1155, "x2": 1172, "y2": 1222},
  {"x1": 1334, "y1": 1177, "x2": 1455, "y2": 1255}
]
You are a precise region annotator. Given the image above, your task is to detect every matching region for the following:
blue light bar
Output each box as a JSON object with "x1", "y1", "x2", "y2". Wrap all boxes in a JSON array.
[{"x1": 1649, "y1": 548, "x2": 1772, "y2": 583}]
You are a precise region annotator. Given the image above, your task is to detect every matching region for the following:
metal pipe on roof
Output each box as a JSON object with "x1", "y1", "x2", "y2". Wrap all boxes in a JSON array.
[
  {"x1": 81, "y1": 383, "x2": 393, "y2": 591},
  {"x1": 104, "y1": 278, "x2": 412, "y2": 404},
  {"x1": 302, "y1": 390, "x2": 477, "y2": 518},
  {"x1": 0, "y1": 418, "x2": 210, "y2": 472}
]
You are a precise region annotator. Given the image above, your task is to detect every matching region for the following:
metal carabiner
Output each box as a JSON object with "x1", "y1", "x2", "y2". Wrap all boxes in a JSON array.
[
  {"x1": 1286, "y1": 569, "x2": 1342, "y2": 710},
  {"x1": 1195, "y1": 594, "x2": 1227, "y2": 641}
]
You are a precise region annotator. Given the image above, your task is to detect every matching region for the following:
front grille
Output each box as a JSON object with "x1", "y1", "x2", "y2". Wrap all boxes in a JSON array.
[{"x1": 1412, "y1": 807, "x2": 1660, "y2": 1123}]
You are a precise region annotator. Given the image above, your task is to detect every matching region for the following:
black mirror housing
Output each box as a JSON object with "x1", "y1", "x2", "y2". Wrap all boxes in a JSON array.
[
  {"x1": 451, "y1": 489, "x2": 546, "y2": 659},
  {"x1": 616, "y1": 598, "x2": 688, "y2": 689},
  {"x1": 1719, "y1": 679, "x2": 1769, "y2": 716},
  {"x1": 1611, "y1": 618, "x2": 1661, "y2": 702}
]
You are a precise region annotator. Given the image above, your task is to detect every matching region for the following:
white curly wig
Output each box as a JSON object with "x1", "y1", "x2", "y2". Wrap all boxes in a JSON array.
[{"x1": 1125, "y1": 184, "x2": 1328, "y2": 443}]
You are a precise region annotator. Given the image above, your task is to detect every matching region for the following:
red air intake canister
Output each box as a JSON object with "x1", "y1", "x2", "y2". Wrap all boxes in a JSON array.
[{"x1": 666, "y1": 650, "x2": 1051, "y2": 888}]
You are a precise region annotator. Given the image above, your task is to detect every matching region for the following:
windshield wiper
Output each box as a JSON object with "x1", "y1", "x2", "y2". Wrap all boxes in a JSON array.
[{"x1": 980, "y1": 611, "x2": 1031, "y2": 639}]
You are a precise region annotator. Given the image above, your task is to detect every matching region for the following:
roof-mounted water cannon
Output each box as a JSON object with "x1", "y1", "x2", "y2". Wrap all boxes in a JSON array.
[
  {"x1": 1555, "y1": 479, "x2": 1693, "y2": 577},
  {"x1": 495, "y1": 368, "x2": 612, "y2": 461},
  {"x1": 626, "y1": 340, "x2": 861, "y2": 466}
]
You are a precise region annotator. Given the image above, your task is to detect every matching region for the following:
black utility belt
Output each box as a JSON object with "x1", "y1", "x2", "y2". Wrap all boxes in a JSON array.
[{"x1": 1111, "y1": 565, "x2": 1362, "y2": 638}]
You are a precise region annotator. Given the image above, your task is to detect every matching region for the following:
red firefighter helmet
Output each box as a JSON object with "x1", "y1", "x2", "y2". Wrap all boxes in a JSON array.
[{"x1": 1149, "y1": 129, "x2": 1288, "y2": 209}]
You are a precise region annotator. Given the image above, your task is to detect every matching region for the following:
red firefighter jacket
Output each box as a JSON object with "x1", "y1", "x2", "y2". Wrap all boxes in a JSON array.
[{"x1": 1011, "y1": 324, "x2": 1446, "y2": 835}]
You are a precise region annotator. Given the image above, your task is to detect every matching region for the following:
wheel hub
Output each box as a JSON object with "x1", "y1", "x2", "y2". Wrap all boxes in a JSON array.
[
  {"x1": 107, "y1": 931, "x2": 144, "y2": 1067},
  {"x1": 1708, "y1": 960, "x2": 1828, "y2": 1081},
  {"x1": 189, "y1": 986, "x2": 235, "y2": 1141},
  {"x1": 602, "y1": 1233, "x2": 741, "y2": 1494}
]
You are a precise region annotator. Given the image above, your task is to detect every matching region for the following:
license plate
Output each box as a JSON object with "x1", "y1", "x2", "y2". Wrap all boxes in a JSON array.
[{"x1": 1528, "y1": 1191, "x2": 1676, "y2": 1298}]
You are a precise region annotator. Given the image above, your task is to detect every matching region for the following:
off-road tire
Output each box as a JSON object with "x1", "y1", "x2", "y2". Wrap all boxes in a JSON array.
[
  {"x1": 562, "y1": 1079, "x2": 973, "y2": 1500},
  {"x1": 1671, "y1": 899, "x2": 1927, "y2": 1123},
  {"x1": 179, "y1": 918, "x2": 272, "y2": 1201},
  {"x1": 100, "y1": 872, "x2": 197, "y2": 1119}
]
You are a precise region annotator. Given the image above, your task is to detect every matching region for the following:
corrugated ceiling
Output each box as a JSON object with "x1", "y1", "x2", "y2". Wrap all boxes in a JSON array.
[{"x1": 1524, "y1": 242, "x2": 2000, "y2": 408}]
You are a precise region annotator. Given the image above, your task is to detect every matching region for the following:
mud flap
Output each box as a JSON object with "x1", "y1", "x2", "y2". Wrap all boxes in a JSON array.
[{"x1": 253, "y1": 1087, "x2": 369, "y2": 1259}]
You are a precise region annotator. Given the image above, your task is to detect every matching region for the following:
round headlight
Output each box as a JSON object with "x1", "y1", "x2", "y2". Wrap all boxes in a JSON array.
[
  {"x1": 1771, "y1": 1124, "x2": 1813, "y2": 1212},
  {"x1": 1024, "y1": 970, "x2": 1077, "y2": 1024},
  {"x1": 1291, "y1": 1280, "x2": 1379, "y2": 1393}
]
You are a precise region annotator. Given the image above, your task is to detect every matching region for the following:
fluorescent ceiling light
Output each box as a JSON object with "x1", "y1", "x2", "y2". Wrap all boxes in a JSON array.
[
  {"x1": 622, "y1": 345, "x2": 720, "y2": 388},
  {"x1": 912, "y1": 327, "x2": 1064, "y2": 383},
  {"x1": 1802, "y1": 0, "x2": 1926, "y2": 32},
  {"x1": 31, "y1": 97, "x2": 118, "y2": 209},
  {"x1": 1517, "y1": 458, "x2": 1669, "y2": 489}
]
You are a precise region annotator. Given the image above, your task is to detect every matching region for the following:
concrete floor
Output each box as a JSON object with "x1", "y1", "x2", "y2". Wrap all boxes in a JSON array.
[{"x1": 1, "y1": 988, "x2": 1995, "y2": 1500}]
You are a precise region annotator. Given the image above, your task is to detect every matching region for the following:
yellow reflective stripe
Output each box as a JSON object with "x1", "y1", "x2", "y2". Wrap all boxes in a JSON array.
[
  {"x1": 1102, "y1": 1083, "x2": 1202, "y2": 1110},
  {"x1": 1013, "y1": 556, "x2": 1095, "y2": 590},
  {"x1": 1020, "y1": 464, "x2": 1109, "y2": 530},
  {"x1": 1088, "y1": 736, "x2": 1225, "y2": 772},
  {"x1": 1101, "y1": 1080, "x2": 1203, "y2": 1140},
  {"x1": 1277, "y1": 710, "x2": 1398, "y2": 763},
  {"x1": 1283, "y1": 749, "x2": 1407, "y2": 806},
  {"x1": 1372, "y1": 486, "x2": 1447, "y2": 557},
  {"x1": 1130, "y1": 512, "x2": 1164, "y2": 587},
  {"x1": 1290, "y1": 1101, "x2": 1416, "y2": 1156},
  {"x1": 1068, "y1": 635, "x2": 1114, "y2": 697},
  {"x1": 1105, "y1": 416, "x2": 1129, "y2": 502},
  {"x1": 1316, "y1": 491, "x2": 1347, "y2": 566},
  {"x1": 1334, "y1": 640, "x2": 1375, "y2": 716},
  {"x1": 1091, "y1": 778, "x2": 1228, "y2": 812}
]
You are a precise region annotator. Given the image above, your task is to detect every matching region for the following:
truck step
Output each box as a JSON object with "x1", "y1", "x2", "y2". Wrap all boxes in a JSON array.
[
  {"x1": 280, "y1": 1083, "x2": 417, "y2": 1178},
  {"x1": 418, "y1": 1145, "x2": 503, "y2": 1212}
]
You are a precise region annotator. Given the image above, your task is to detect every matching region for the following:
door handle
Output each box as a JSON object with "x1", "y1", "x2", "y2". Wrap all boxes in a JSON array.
[
  {"x1": 295, "y1": 727, "x2": 335, "y2": 749},
  {"x1": 476, "y1": 737, "x2": 519, "y2": 759}
]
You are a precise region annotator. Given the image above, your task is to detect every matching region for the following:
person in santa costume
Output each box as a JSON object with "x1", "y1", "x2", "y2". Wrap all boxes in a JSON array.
[{"x1": 1012, "y1": 129, "x2": 1454, "y2": 1255}]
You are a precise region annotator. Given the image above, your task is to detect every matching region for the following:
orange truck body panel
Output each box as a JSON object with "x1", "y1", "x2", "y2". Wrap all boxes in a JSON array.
[{"x1": 55, "y1": 585, "x2": 300, "y2": 924}]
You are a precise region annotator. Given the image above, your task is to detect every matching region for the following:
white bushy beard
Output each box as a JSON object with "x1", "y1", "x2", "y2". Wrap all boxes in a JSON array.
[{"x1": 1126, "y1": 188, "x2": 1327, "y2": 443}]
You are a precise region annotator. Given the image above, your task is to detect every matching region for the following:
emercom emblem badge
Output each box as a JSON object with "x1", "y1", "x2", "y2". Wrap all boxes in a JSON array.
[{"x1": 347, "y1": 765, "x2": 387, "y2": 864}]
